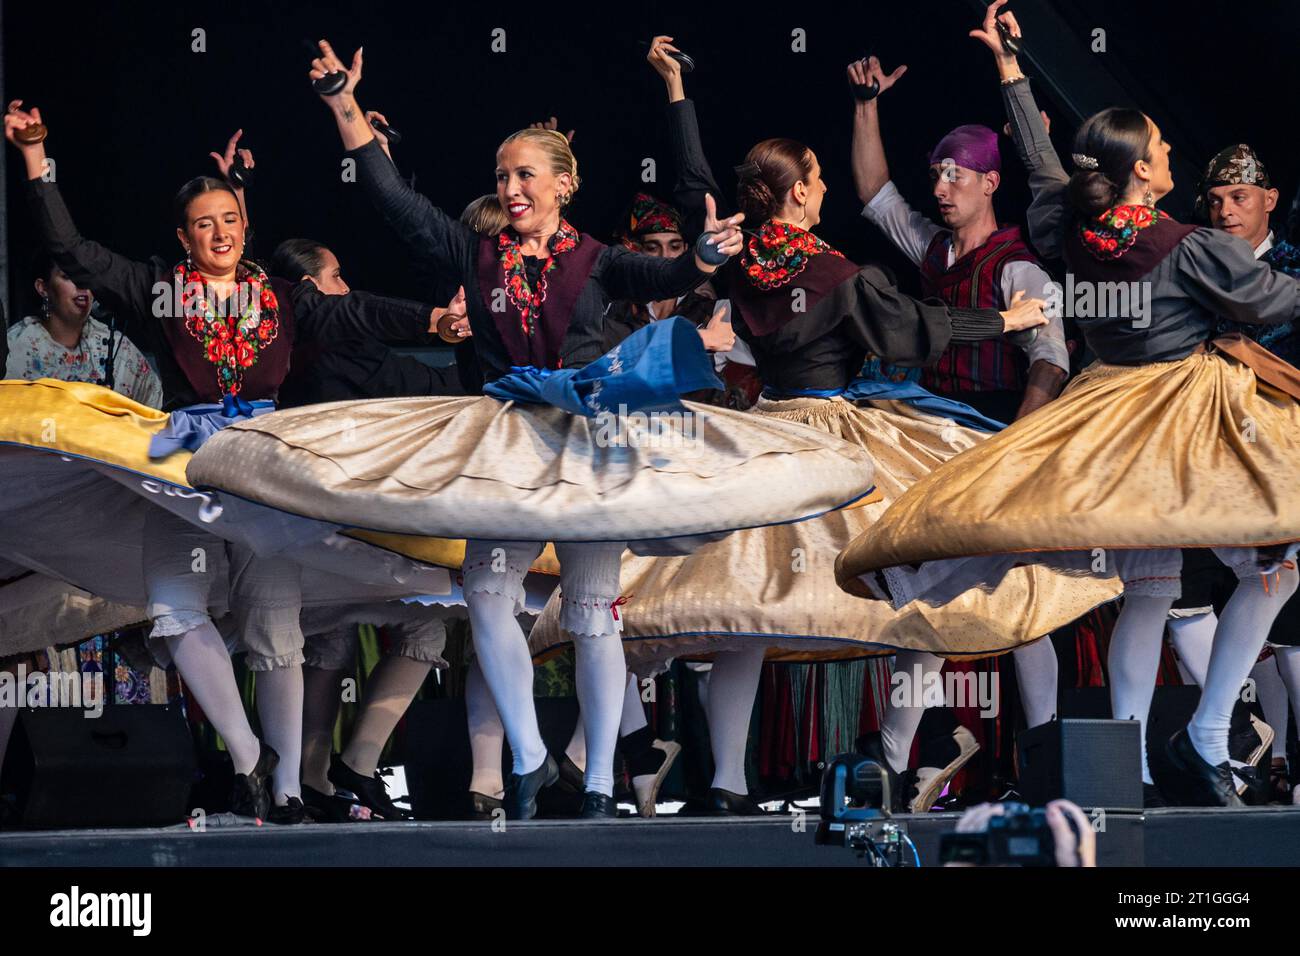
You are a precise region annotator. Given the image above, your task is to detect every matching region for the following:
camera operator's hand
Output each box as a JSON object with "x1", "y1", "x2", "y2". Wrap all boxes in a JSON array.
[
  {"x1": 1046, "y1": 799, "x2": 1096, "y2": 868},
  {"x1": 953, "y1": 802, "x2": 1006, "y2": 833}
]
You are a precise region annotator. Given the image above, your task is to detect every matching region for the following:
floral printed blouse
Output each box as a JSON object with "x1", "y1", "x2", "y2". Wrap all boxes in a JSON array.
[{"x1": 6, "y1": 314, "x2": 164, "y2": 408}]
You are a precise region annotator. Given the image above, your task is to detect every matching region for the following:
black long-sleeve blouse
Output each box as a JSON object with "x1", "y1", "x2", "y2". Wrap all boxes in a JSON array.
[
  {"x1": 26, "y1": 179, "x2": 439, "y2": 410},
  {"x1": 347, "y1": 139, "x2": 713, "y2": 381},
  {"x1": 664, "y1": 99, "x2": 1007, "y2": 392}
]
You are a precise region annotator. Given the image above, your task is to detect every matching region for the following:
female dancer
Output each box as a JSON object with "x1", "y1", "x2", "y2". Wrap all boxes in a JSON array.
[
  {"x1": 184, "y1": 38, "x2": 903, "y2": 820},
  {"x1": 1, "y1": 98, "x2": 462, "y2": 822},
  {"x1": 838, "y1": 2, "x2": 1300, "y2": 807},
  {"x1": 523, "y1": 36, "x2": 1093, "y2": 816}
]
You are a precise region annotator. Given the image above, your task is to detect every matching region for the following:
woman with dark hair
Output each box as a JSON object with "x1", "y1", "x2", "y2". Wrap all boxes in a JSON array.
[
  {"x1": 7, "y1": 248, "x2": 162, "y2": 407},
  {"x1": 0, "y1": 99, "x2": 458, "y2": 823},
  {"x1": 838, "y1": 1, "x2": 1300, "y2": 807},
  {"x1": 524, "y1": 36, "x2": 1104, "y2": 817}
]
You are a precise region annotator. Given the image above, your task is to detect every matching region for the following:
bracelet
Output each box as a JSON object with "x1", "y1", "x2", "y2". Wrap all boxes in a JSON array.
[{"x1": 1000, "y1": 74, "x2": 1027, "y2": 86}]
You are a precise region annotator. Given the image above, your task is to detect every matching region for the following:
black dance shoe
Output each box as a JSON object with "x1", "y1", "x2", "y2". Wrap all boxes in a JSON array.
[
  {"x1": 580, "y1": 791, "x2": 618, "y2": 819},
  {"x1": 1142, "y1": 783, "x2": 1168, "y2": 809},
  {"x1": 466, "y1": 791, "x2": 504, "y2": 821},
  {"x1": 704, "y1": 788, "x2": 766, "y2": 816},
  {"x1": 301, "y1": 784, "x2": 358, "y2": 823},
  {"x1": 556, "y1": 753, "x2": 585, "y2": 794},
  {"x1": 229, "y1": 743, "x2": 278, "y2": 821},
  {"x1": 267, "y1": 796, "x2": 310, "y2": 825},
  {"x1": 505, "y1": 753, "x2": 558, "y2": 820},
  {"x1": 328, "y1": 754, "x2": 411, "y2": 821},
  {"x1": 1159, "y1": 730, "x2": 1245, "y2": 808}
]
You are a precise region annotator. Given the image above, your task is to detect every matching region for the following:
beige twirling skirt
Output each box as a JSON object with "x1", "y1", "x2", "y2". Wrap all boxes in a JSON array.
[
  {"x1": 185, "y1": 395, "x2": 880, "y2": 546},
  {"x1": 527, "y1": 395, "x2": 1121, "y2": 667},
  {"x1": 836, "y1": 351, "x2": 1300, "y2": 604}
]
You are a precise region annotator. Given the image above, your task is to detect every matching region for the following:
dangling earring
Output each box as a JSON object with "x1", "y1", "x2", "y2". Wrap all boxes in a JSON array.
[
  {"x1": 798, "y1": 202, "x2": 808, "y2": 226},
  {"x1": 1143, "y1": 187, "x2": 1155, "y2": 208},
  {"x1": 40, "y1": 295, "x2": 50, "y2": 320}
]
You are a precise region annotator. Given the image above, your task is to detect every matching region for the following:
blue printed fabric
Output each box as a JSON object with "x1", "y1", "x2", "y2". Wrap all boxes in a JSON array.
[
  {"x1": 841, "y1": 378, "x2": 1007, "y2": 433},
  {"x1": 483, "y1": 316, "x2": 723, "y2": 417}
]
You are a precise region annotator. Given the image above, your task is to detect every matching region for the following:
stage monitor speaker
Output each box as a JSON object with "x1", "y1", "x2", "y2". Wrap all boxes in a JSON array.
[
  {"x1": 1017, "y1": 718, "x2": 1143, "y2": 811},
  {"x1": 7, "y1": 705, "x2": 196, "y2": 829}
]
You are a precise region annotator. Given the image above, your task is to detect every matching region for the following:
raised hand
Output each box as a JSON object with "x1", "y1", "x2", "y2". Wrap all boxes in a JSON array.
[
  {"x1": 698, "y1": 300, "x2": 736, "y2": 353},
  {"x1": 210, "y1": 128, "x2": 255, "y2": 182},
  {"x1": 647, "y1": 35, "x2": 686, "y2": 101},
  {"x1": 529, "y1": 116, "x2": 575, "y2": 144},
  {"x1": 1004, "y1": 110, "x2": 1050, "y2": 137},
  {"x1": 970, "y1": 0, "x2": 1022, "y2": 63},
  {"x1": 309, "y1": 39, "x2": 363, "y2": 100},
  {"x1": 1000, "y1": 289, "x2": 1048, "y2": 332},
  {"x1": 4, "y1": 99, "x2": 45, "y2": 150},
  {"x1": 699, "y1": 193, "x2": 745, "y2": 267},
  {"x1": 847, "y1": 56, "x2": 907, "y2": 99}
]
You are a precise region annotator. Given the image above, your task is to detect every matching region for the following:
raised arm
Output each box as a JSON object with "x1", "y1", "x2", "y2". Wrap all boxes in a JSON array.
[
  {"x1": 848, "y1": 56, "x2": 907, "y2": 206},
  {"x1": 970, "y1": 2, "x2": 1070, "y2": 259},
  {"x1": 6, "y1": 101, "x2": 158, "y2": 329},
  {"x1": 310, "y1": 40, "x2": 473, "y2": 277},
  {"x1": 209, "y1": 129, "x2": 254, "y2": 224},
  {"x1": 648, "y1": 35, "x2": 729, "y2": 237}
]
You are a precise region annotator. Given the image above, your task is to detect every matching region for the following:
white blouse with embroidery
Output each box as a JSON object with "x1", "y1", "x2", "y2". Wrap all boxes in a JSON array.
[{"x1": 5, "y1": 315, "x2": 163, "y2": 408}]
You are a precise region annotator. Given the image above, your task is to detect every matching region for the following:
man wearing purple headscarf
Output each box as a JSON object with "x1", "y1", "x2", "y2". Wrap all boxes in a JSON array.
[
  {"x1": 844, "y1": 55, "x2": 1069, "y2": 809},
  {"x1": 847, "y1": 56, "x2": 1069, "y2": 425}
]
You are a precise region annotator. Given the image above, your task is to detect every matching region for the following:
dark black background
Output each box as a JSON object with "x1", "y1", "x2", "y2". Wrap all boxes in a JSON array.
[{"x1": 4, "y1": 0, "x2": 1299, "y2": 312}]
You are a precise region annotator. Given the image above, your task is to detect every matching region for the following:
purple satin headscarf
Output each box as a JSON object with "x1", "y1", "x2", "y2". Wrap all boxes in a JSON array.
[{"x1": 928, "y1": 124, "x2": 1001, "y2": 174}]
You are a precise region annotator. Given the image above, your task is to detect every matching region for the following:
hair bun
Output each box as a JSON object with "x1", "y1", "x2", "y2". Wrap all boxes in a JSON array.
[{"x1": 1068, "y1": 169, "x2": 1119, "y2": 220}]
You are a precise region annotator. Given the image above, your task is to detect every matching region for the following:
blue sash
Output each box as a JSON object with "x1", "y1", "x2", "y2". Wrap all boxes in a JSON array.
[
  {"x1": 483, "y1": 316, "x2": 723, "y2": 417},
  {"x1": 762, "y1": 379, "x2": 1006, "y2": 433},
  {"x1": 149, "y1": 397, "x2": 276, "y2": 459}
]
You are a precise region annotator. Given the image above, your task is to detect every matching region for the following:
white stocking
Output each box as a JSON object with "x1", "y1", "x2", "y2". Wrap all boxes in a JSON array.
[{"x1": 705, "y1": 646, "x2": 766, "y2": 794}]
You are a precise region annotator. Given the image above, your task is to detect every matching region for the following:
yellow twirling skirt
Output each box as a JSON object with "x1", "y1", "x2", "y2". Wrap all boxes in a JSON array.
[
  {"x1": 836, "y1": 351, "x2": 1300, "y2": 600},
  {"x1": 527, "y1": 395, "x2": 1121, "y2": 668}
]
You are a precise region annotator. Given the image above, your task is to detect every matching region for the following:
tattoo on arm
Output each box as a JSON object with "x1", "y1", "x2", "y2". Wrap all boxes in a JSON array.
[{"x1": 342, "y1": 106, "x2": 357, "y2": 123}]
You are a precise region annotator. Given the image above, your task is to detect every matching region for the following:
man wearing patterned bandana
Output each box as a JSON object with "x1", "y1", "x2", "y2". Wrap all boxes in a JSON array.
[
  {"x1": 605, "y1": 191, "x2": 761, "y2": 409},
  {"x1": 1167, "y1": 143, "x2": 1300, "y2": 805}
]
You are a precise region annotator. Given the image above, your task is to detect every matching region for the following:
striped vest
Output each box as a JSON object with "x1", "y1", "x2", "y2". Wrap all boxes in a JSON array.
[{"x1": 918, "y1": 225, "x2": 1038, "y2": 394}]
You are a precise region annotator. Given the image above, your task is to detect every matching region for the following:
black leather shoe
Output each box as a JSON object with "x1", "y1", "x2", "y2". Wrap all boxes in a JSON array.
[
  {"x1": 704, "y1": 788, "x2": 766, "y2": 815},
  {"x1": 854, "y1": 731, "x2": 907, "y2": 813},
  {"x1": 328, "y1": 754, "x2": 410, "y2": 821},
  {"x1": 506, "y1": 753, "x2": 558, "y2": 820},
  {"x1": 1160, "y1": 730, "x2": 1245, "y2": 807},
  {"x1": 1142, "y1": 783, "x2": 1168, "y2": 809},
  {"x1": 229, "y1": 743, "x2": 278, "y2": 820},
  {"x1": 301, "y1": 784, "x2": 357, "y2": 823},
  {"x1": 267, "y1": 796, "x2": 310, "y2": 825},
  {"x1": 556, "y1": 754, "x2": 585, "y2": 794},
  {"x1": 580, "y1": 790, "x2": 618, "y2": 819},
  {"x1": 466, "y1": 791, "x2": 503, "y2": 821}
]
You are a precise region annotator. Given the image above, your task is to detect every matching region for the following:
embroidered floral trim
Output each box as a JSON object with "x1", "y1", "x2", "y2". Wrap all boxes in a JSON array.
[
  {"x1": 1078, "y1": 204, "x2": 1164, "y2": 260},
  {"x1": 741, "y1": 220, "x2": 844, "y2": 290},
  {"x1": 498, "y1": 220, "x2": 580, "y2": 336},
  {"x1": 176, "y1": 259, "x2": 279, "y2": 396}
]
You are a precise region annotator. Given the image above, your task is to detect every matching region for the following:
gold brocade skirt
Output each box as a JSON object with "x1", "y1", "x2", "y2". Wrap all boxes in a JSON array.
[
  {"x1": 185, "y1": 395, "x2": 880, "y2": 546},
  {"x1": 836, "y1": 351, "x2": 1300, "y2": 598},
  {"x1": 527, "y1": 395, "x2": 1121, "y2": 667}
]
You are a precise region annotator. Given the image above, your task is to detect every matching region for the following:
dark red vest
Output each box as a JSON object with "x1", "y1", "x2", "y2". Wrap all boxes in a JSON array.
[{"x1": 918, "y1": 225, "x2": 1038, "y2": 394}]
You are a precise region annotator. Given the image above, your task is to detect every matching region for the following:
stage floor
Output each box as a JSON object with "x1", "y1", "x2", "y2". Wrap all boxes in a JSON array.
[{"x1": 1, "y1": 806, "x2": 1297, "y2": 867}]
